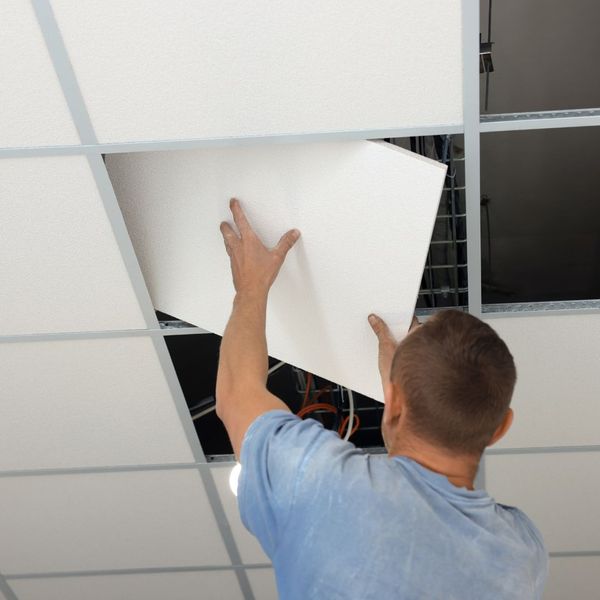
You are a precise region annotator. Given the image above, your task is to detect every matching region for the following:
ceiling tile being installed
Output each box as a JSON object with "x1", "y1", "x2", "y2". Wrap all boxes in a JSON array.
[
  {"x1": 107, "y1": 141, "x2": 446, "y2": 401},
  {"x1": 10, "y1": 571, "x2": 244, "y2": 600},
  {"x1": 50, "y1": 0, "x2": 462, "y2": 143},
  {"x1": 211, "y1": 466, "x2": 269, "y2": 564},
  {"x1": 0, "y1": 337, "x2": 194, "y2": 470},
  {"x1": 0, "y1": 0, "x2": 79, "y2": 148},
  {"x1": 485, "y1": 453, "x2": 600, "y2": 553},
  {"x1": 0, "y1": 470, "x2": 230, "y2": 574},
  {"x1": 0, "y1": 156, "x2": 146, "y2": 335},
  {"x1": 485, "y1": 314, "x2": 600, "y2": 448}
]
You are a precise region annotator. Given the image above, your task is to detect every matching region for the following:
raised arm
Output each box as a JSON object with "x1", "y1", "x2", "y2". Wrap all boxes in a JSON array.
[{"x1": 216, "y1": 198, "x2": 300, "y2": 458}]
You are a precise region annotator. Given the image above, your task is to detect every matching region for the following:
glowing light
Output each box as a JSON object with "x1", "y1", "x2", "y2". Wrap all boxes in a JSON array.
[{"x1": 229, "y1": 462, "x2": 241, "y2": 496}]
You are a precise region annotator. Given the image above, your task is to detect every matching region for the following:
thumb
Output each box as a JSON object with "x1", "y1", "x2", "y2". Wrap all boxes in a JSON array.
[
  {"x1": 274, "y1": 229, "x2": 301, "y2": 258},
  {"x1": 368, "y1": 314, "x2": 395, "y2": 344}
]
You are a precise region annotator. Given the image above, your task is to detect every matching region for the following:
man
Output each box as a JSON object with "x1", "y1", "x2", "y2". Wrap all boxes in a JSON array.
[{"x1": 217, "y1": 198, "x2": 548, "y2": 599}]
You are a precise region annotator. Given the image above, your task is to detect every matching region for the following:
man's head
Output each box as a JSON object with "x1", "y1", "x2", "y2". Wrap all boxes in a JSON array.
[{"x1": 382, "y1": 310, "x2": 516, "y2": 457}]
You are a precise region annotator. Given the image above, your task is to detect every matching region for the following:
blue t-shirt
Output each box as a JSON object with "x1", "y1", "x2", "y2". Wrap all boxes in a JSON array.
[{"x1": 239, "y1": 410, "x2": 548, "y2": 600}]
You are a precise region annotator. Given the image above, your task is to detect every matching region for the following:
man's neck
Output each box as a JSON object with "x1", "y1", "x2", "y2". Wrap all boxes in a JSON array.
[{"x1": 388, "y1": 435, "x2": 480, "y2": 491}]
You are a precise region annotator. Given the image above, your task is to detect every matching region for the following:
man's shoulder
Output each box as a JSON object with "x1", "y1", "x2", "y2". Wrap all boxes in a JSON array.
[{"x1": 495, "y1": 502, "x2": 548, "y2": 557}]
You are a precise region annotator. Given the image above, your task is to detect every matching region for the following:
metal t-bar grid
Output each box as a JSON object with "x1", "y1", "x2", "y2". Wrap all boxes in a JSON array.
[{"x1": 0, "y1": 3, "x2": 598, "y2": 594}]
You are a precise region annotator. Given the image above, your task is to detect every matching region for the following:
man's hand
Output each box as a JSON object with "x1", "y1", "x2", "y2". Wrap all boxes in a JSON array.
[
  {"x1": 220, "y1": 198, "x2": 300, "y2": 297},
  {"x1": 368, "y1": 314, "x2": 398, "y2": 388},
  {"x1": 368, "y1": 314, "x2": 420, "y2": 389},
  {"x1": 216, "y1": 197, "x2": 300, "y2": 458}
]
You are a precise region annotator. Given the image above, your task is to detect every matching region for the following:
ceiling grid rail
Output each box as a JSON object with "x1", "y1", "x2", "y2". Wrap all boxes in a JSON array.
[
  {"x1": 4, "y1": 564, "x2": 273, "y2": 581},
  {"x1": 461, "y1": 0, "x2": 485, "y2": 496},
  {"x1": 0, "y1": 108, "x2": 598, "y2": 160},
  {"x1": 0, "y1": 0, "x2": 595, "y2": 593},
  {"x1": 0, "y1": 442, "x2": 598, "y2": 480},
  {"x1": 30, "y1": 0, "x2": 206, "y2": 466},
  {"x1": 462, "y1": 0, "x2": 482, "y2": 318},
  {"x1": 0, "y1": 571, "x2": 18, "y2": 600},
  {"x1": 27, "y1": 2, "x2": 256, "y2": 597}
]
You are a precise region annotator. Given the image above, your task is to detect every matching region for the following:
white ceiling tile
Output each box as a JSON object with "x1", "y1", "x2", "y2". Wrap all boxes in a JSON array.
[
  {"x1": 485, "y1": 314, "x2": 600, "y2": 448},
  {"x1": 0, "y1": 470, "x2": 230, "y2": 574},
  {"x1": 11, "y1": 571, "x2": 243, "y2": 600},
  {"x1": 211, "y1": 466, "x2": 269, "y2": 564},
  {"x1": 247, "y1": 569, "x2": 278, "y2": 600},
  {"x1": 0, "y1": 336, "x2": 194, "y2": 470},
  {"x1": 544, "y1": 557, "x2": 600, "y2": 600},
  {"x1": 107, "y1": 141, "x2": 445, "y2": 401},
  {"x1": 51, "y1": 0, "x2": 462, "y2": 143},
  {"x1": 0, "y1": 156, "x2": 146, "y2": 335},
  {"x1": 485, "y1": 453, "x2": 600, "y2": 553},
  {"x1": 0, "y1": 0, "x2": 79, "y2": 148}
]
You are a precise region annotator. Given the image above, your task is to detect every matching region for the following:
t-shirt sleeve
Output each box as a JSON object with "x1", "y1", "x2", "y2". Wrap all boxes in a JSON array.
[
  {"x1": 507, "y1": 506, "x2": 549, "y2": 599},
  {"x1": 237, "y1": 409, "x2": 358, "y2": 558},
  {"x1": 519, "y1": 511, "x2": 549, "y2": 599}
]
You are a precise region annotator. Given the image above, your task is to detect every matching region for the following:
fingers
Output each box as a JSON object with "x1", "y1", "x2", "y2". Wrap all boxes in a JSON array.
[
  {"x1": 368, "y1": 314, "x2": 395, "y2": 344},
  {"x1": 229, "y1": 198, "x2": 253, "y2": 237},
  {"x1": 220, "y1": 221, "x2": 239, "y2": 256},
  {"x1": 274, "y1": 229, "x2": 301, "y2": 258}
]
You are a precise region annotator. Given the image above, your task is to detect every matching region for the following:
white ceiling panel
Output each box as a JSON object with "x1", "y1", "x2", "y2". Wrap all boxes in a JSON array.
[
  {"x1": 0, "y1": 156, "x2": 146, "y2": 335},
  {"x1": 0, "y1": 470, "x2": 230, "y2": 574},
  {"x1": 544, "y1": 557, "x2": 600, "y2": 600},
  {"x1": 107, "y1": 141, "x2": 445, "y2": 401},
  {"x1": 51, "y1": 0, "x2": 462, "y2": 143},
  {"x1": 211, "y1": 466, "x2": 269, "y2": 564},
  {"x1": 485, "y1": 314, "x2": 600, "y2": 448},
  {"x1": 0, "y1": 0, "x2": 79, "y2": 148},
  {"x1": 485, "y1": 453, "x2": 600, "y2": 553},
  {"x1": 11, "y1": 571, "x2": 243, "y2": 600},
  {"x1": 247, "y1": 569, "x2": 278, "y2": 600},
  {"x1": 0, "y1": 337, "x2": 194, "y2": 470}
]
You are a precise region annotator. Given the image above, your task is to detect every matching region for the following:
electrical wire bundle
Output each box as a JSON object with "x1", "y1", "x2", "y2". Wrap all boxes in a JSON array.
[
  {"x1": 295, "y1": 372, "x2": 359, "y2": 441},
  {"x1": 190, "y1": 363, "x2": 359, "y2": 444}
]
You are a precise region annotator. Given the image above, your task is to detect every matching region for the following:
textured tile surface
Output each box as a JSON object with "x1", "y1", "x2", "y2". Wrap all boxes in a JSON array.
[
  {"x1": 486, "y1": 453, "x2": 600, "y2": 553},
  {"x1": 544, "y1": 556, "x2": 600, "y2": 600},
  {"x1": 0, "y1": 470, "x2": 230, "y2": 573},
  {"x1": 211, "y1": 465, "x2": 269, "y2": 564},
  {"x1": 0, "y1": 0, "x2": 79, "y2": 147},
  {"x1": 247, "y1": 568, "x2": 279, "y2": 600},
  {"x1": 11, "y1": 571, "x2": 243, "y2": 600},
  {"x1": 51, "y1": 0, "x2": 462, "y2": 142},
  {"x1": 0, "y1": 337, "x2": 194, "y2": 470},
  {"x1": 0, "y1": 156, "x2": 146, "y2": 335},
  {"x1": 486, "y1": 314, "x2": 600, "y2": 448}
]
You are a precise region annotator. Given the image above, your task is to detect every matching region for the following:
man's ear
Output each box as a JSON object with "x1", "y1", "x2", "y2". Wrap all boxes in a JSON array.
[
  {"x1": 383, "y1": 380, "x2": 394, "y2": 406},
  {"x1": 383, "y1": 381, "x2": 404, "y2": 422},
  {"x1": 488, "y1": 408, "x2": 514, "y2": 447}
]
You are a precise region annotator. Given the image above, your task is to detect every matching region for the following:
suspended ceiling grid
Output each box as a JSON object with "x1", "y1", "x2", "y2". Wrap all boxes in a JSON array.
[{"x1": 1, "y1": 1, "x2": 599, "y2": 599}]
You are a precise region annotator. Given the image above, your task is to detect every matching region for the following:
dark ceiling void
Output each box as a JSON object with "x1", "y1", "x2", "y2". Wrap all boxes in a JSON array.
[{"x1": 159, "y1": 312, "x2": 385, "y2": 456}]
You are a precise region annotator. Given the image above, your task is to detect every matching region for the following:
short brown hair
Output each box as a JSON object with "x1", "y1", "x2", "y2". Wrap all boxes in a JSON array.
[{"x1": 391, "y1": 310, "x2": 516, "y2": 455}]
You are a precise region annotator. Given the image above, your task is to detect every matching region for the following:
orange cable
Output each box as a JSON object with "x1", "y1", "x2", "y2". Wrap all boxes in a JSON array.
[
  {"x1": 338, "y1": 414, "x2": 361, "y2": 439},
  {"x1": 297, "y1": 402, "x2": 337, "y2": 419},
  {"x1": 301, "y1": 372, "x2": 313, "y2": 409}
]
